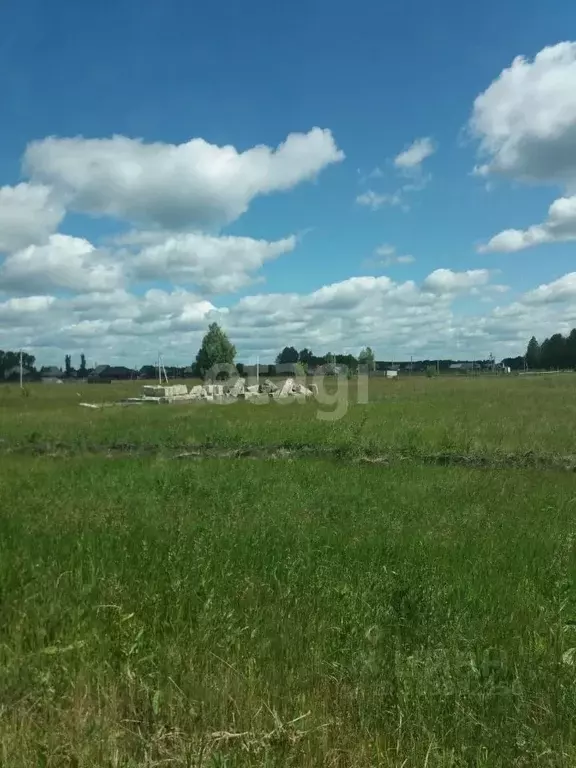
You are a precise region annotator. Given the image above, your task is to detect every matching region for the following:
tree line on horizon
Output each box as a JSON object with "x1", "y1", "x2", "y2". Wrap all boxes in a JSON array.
[
  {"x1": 4, "y1": 323, "x2": 576, "y2": 382},
  {"x1": 521, "y1": 329, "x2": 576, "y2": 370}
]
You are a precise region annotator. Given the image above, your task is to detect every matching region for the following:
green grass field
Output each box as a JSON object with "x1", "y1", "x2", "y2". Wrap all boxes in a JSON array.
[{"x1": 1, "y1": 375, "x2": 576, "y2": 766}]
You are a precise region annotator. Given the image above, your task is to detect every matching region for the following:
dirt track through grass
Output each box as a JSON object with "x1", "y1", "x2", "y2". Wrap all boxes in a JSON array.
[{"x1": 3, "y1": 435, "x2": 576, "y2": 472}]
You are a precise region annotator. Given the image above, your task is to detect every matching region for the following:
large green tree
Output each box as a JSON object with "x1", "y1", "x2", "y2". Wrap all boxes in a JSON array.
[
  {"x1": 298, "y1": 348, "x2": 314, "y2": 365},
  {"x1": 276, "y1": 346, "x2": 299, "y2": 365},
  {"x1": 0, "y1": 350, "x2": 35, "y2": 379},
  {"x1": 525, "y1": 336, "x2": 540, "y2": 369},
  {"x1": 195, "y1": 323, "x2": 236, "y2": 376},
  {"x1": 358, "y1": 346, "x2": 375, "y2": 370},
  {"x1": 566, "y1": 329, "x2": 576, "y2": 369},
  {"x1": 541, "y1": 333, "x2": 566, "y2": 370}
]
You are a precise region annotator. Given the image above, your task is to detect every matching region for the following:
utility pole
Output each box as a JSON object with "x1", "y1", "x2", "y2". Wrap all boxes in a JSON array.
[
  {"x1": 19, "y1": 349, "x2": 23, "y2": 389},
  {"x1": 436, "y1": 359, "x2": 439, "y2": 375},
  {"x1": 256, "y1": 355, "x2": 260, "y2": 387},
  {"x1": 157, "y1": 353, "x2": 168, "y2": 384}
]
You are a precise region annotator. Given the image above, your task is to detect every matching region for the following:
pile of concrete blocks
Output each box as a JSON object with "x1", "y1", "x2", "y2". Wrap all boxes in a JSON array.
[
  {"x1": 270, "y1": 378, "x2": 314, "y2": 399},
  {"x1": 116, "y1": 376, "x2": 316, "y2": 408}
]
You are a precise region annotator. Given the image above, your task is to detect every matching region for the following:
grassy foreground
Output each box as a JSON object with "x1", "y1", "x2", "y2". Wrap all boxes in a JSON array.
[
  {"x1": 2, "y1": 458, "x2": 576, "y2": 766},
  {"x1": 1, "y1": 375, "x2": 576, "y2": 765}
]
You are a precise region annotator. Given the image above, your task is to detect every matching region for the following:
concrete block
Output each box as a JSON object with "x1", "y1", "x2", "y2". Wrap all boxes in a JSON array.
[
  {"x1": 142, "y1": 384, "x2": 188, "y2": 398},
  {"x1": 278, "y1": 378, "x2": 295, "y2": 397},
  {"x1": 293, "y1": 383, "x2": 313, "y2": 396},
  {"x1": 228, "y1": 377, "x2": 246, "y2": 397}
]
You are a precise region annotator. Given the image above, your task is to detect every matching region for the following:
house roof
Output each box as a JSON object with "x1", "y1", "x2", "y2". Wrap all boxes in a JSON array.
[
  {"x1": 41, "y1": 366, "x2": 62, "y2": 376},
  {"x1": 106, "y1": 366, "x2": 136, "y2": 375}
]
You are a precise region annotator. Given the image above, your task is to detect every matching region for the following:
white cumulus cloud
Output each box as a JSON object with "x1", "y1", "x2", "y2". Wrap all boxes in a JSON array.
[
  {"x1": 0, "y1": 183, "x2": 65, "y2": 252},
  {"x1": 480, "y1": 195, "x2": 576, "y2": 252},
  {"x1": 470, "y1": 42, "x2": 576, "y2": 186},
  {"x1": 472, "y1": 42, "x2": 576, "y2": 252},
  {"x1": 373, "y1": 243, "x2": 415, "y2": 266},
  {"x1": 24, "y1": 128, "x2": 344, "y2": 229},
  {"x1": 0, "y1": 234, "x2": 123, "y2": 293},
  {"x1": 522, "y1": 272, "x2": 576, "y2": 304},
  {"x1": 356, "y1": 190, "x2": 402, "y2": 209},
  {"x1": 126, "y1": 231, "x2": 296, "y2": 293},
  {"x1": 394, "y1": 137, "x2": 436, "y2": 171},
  {"x1": 358, "y1": 138, "x2": 435, "y2": 212},
  {"x1": 422, "y1": 268, "x2": 491, "y2": 294}
]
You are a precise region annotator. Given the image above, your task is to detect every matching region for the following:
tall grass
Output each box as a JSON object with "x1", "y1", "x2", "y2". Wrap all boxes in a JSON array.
[{"x1": 1, "y1": 456, "x2": 576, "y2": 765}]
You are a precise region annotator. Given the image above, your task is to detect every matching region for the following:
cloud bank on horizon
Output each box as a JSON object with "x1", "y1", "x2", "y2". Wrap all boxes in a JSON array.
[{"x1": 2, "y1": 40, "x2": 576, "y2": 366}]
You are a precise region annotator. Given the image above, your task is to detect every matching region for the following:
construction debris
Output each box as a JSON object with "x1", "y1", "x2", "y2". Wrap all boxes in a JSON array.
[
  {"x1": 80, "y1": 377, "x2": 317, "y2": 409},
  {"x1": 79, "y1": 402, "x2": 116, "y2": 409}
]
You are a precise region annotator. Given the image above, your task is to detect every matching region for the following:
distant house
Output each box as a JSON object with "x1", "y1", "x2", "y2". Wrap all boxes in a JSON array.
[
  {"x1": 40, "y1": 366, "x2": 63, "y2": 383},
  {"x1": 449, "y1": 362, "x2": 475, "y2": 372},
  {"x1": 87, "y1": 365, "x2": 137, "y2": 383},
  {"x1": 107, "y1": 366, "x2": 137, "y2": 380},
  {"x1": 371, "y1": 365, "x2": 399, "y2": 377},
  {"x1": 87, "y1": 365, "x2": 112, "y2": 383}
]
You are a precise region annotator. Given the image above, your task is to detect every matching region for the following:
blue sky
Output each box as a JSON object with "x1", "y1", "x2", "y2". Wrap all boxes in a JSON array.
[{"x1": 1, "y1": 0, "x2": 576, "y2": 366}]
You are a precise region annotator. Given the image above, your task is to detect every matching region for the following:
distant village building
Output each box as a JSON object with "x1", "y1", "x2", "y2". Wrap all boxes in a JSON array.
[
  {"x1": 40, "y1": 366, "x2": 64, "y2": 383},
  {"x1": 87, "y1": 365, "x2": 137, "y2": 383}
]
